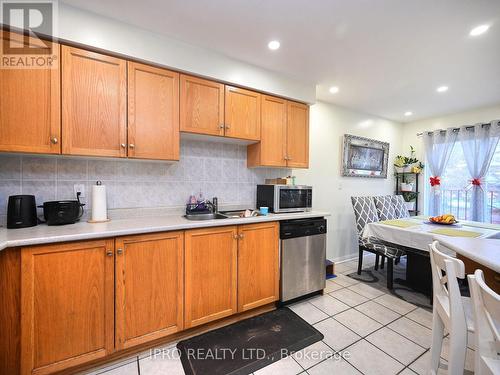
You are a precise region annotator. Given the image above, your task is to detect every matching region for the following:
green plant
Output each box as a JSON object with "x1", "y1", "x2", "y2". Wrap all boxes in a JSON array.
[
  {"x1": 402, "y1": 192, "x2": 418, "y2": 202},
  {"x1": 394, "y1": 146, "x2": 424, "y2": 169}
]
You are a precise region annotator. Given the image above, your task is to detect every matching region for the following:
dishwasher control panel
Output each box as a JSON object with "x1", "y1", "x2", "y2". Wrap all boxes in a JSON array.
[{"x1": 280, "y1": 217, "x2": 327, "y2": 239}]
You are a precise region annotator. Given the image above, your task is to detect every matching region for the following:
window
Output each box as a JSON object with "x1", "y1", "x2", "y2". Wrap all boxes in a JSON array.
[{"x1": 427, "y1": 142, "x2": 500, "y2": 223}]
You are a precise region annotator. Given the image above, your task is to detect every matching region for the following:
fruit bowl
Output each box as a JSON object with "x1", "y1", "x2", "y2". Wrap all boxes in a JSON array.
[{"x1": 428, "y1": 214, "x2": 458, "y2": 225}]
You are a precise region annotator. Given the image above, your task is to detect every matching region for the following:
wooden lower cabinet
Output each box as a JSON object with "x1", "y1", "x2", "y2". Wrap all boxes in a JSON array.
[
  {"x1": 237, "y1": 222, "x2": 280, "y2": 311},
  {"x1": 20, "y1": 240, "x2": 115, "y2": 375},
  {"x1": 115, "y1": 232, "x2": 184, "y2": 349},
  {"x1": 184, "y1": 226, "x2": 238, "y2": 328}
]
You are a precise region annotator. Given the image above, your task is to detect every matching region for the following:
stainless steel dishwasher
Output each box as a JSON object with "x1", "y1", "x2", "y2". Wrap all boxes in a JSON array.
[{"x1": 280, "y1": 217, "x2": 327, "y2": 303}]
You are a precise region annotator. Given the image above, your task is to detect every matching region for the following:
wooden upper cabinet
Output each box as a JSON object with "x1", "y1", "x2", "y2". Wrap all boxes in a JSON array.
[
  {"x1": 237, "y1": 222, "x2": 280, "y2": 312},
  {"x1": 224, "y1": 86, "x2": 261, "y2": 141},
  {"x1": 20, "y1": 240, "x2": 114, "y2": 375},
  {"x1": 128, "y1": 62, "x2": 179, "y2": 160},
  {"x1": 247, "y1": 95, "x2": 287, "y2": 167},
  {"x1": 115, "y1": 232, "x2": 184, "y2": 350},
  {"x1": 286, "y1": 101, "x2": 309, "y2": 168},
  {"x1": 184, "y1": 226, "x2": 238, "y2": 328},
  {"x1": 180, "y1": 74, "x2": 224, "y2": 137},
  {"x1": 62, "y1": 46, "x2": 127, "y2": 157},
  {"x1": 0, "y1": 31, "x2": 61, "y2": 154}
]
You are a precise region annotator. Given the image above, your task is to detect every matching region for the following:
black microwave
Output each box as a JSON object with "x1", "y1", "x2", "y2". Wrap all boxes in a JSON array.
[{"x1": 256, "y1": 185, "x2": 312, "y2": 213}]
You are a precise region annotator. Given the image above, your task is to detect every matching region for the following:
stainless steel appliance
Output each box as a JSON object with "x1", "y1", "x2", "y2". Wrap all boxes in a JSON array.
[
  {"x1": 280, "y1": 217, "x2": 327, "y2": 302},
  {"x1": 256, "y1": 184, "x2": 312, "y2": 213}
]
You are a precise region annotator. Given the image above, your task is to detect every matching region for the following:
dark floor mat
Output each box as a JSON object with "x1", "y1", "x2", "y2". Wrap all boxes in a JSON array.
[{"x1": 177, "y1": 307, "x2": 323, "y2": 375}]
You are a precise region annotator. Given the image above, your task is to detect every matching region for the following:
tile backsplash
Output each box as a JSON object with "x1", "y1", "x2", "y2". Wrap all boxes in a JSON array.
[{"x1": 0, "y1": 140, "x2": 290, "y2": 225}]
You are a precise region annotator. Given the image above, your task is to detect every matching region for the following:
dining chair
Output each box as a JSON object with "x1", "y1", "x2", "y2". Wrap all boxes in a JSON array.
[
  {"x1": 429, "y1": 241, "x2": 474, "y2": 375},
  {"x1": 392, "y1": 195, "x2": 410, "y2": 219},
  {"x1": 468, "y1": 269, "x2": 500, "y2": 375},
  {"x1": 351, "y1": 196, "x2": 405, "y2": 289}
]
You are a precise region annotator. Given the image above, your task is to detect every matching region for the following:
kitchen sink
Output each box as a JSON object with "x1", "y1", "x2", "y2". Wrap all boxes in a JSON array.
[
  {"x1": 219, "y1": 209, "x2": 262, "y2": 218},
  {"x1": 184, "y1": 213, "x2": 229, "y2": 221}
]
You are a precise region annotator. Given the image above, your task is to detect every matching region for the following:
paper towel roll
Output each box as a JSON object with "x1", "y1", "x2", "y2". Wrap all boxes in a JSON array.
[{"x1": 91, "y1": 182, "x2": 108, "y2": 222}]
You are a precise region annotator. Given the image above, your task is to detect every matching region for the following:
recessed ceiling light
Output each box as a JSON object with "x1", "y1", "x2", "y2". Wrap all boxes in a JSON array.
[
  {"x1": 470, "y1": 24, "x2": 490, "y2": 36},
  {"x1": 329, "y1": 86, "x2": 339, "y2": 94},
  {"x1": 436, "y1": 86, "x2": 449, "y2": 93},
  {"x1": 267, "y1": 40, "x2": 280, "y2": 50},
  {"x1": 404, "y1": 111, "x2": 413, "y2": 117}
]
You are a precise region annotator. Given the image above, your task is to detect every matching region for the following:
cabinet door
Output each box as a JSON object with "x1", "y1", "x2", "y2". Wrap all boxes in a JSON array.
[
  {"x1": 237, "y1": 222, "x2": 280, "y2": 312},
  {"x1": 180, "y1": 75, "x2": 224, "y2": 136},
  {"x1": 115, "y1": 232, "x2": 184, "y2": 350},
  {"x1": 20, "y1": 240, "x2": 114, "y2": 375},
  {"x1": 286, "y1": 101, "x2": 309, "y2": 168},
  {"x1": 128, "y1": 62, "x2": 179, "y2": 160},
  {"x1": 0, "y1": 31, "x2": 60, "y2": 154},
  {"x1": 62, "y1": 46, "x2": 127, "y2": 157},
  {"x1": 247, "y1": 95, "x2": 287, "y2": 167},
  {"x1": 224, "y1": 86, "x2": 261, "y2": 141},
  {"x1": 185, "y1": 226, "x2": 238, "y2": 328}
]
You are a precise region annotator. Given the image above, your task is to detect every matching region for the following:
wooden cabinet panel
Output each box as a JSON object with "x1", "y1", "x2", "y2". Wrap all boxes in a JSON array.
[
  {"x1": 0, "y1": 31, "x2": 60, "y2": 154},
  {"x1": 128, "y1": 62, "x2": 179, "y2": 160},
  {"x1": 247, "y1": 95, "x2": 287, "y2": 167},
  {"x1": 286, "y1": 101, "x2": 309, "y2": 168},
  {"x1": 237, "y1": 222, "x2": 280, "y2": 311},
  {"x1": 115, "y1": 232, "x2": 184, "y2": 349},
  {"x1": 20, "y1": 240, "x2": 114, "y2": 375},
  {"x1": 62, "y1": 46, "x2": 127, "y2": 157},
  {"x1": 184, "y1": 226, "x2": 238, "y2": 328},
  {"x1": 225, "y1": 86, "x2": 261, "y2": 141},
  {"x1": 180, "y1": 75, "x2": 224, "y2": 136}
]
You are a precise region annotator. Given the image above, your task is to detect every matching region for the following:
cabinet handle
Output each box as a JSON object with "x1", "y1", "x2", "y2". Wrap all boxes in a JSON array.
[
  {"x1": 225, "y1": 124, "x2": 231, "y2": 130},
  {"x1": 50, "y1": 137, "x2": 58, "y2": 144},
  {"x1": 106, "y1": 251, "x2": 113, "y2": 257},
  {"x1": 239, "y1": 233, "x2": 244, "y2": 239},
  {"x1": 117, "y1": 248, "x2": 123, "y2": 255},
  {"x1": 129, "y1": 144, "x2": 135, "y2": 149},
  {"x1": 284, "y1": 156, "x2": 289, "y2": 161},
  {"x1": 233, "y1": 234, "x2": 239, "y2": 240},
  {"x1": 219, "y1": 124, "x2": 225, "y2": 129},
  {"x1": 120, "y1": 143, "x2": 126, "y2": 148}
]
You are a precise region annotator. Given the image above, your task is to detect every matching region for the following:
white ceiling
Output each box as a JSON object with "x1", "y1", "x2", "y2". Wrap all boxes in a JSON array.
[{"x1": 62, "y1": 0, "x2": 500, "y2": 123}]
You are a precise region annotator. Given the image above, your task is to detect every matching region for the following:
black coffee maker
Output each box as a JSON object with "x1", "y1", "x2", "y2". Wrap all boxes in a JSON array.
[{"x1": 7, "y1": 195, "x2": 38, "y2": 229}]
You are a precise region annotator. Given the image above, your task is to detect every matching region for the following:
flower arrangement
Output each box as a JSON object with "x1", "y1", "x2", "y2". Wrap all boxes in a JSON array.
[{"x1": 394, "y1": 146, "x2": 424, "y2": 173}]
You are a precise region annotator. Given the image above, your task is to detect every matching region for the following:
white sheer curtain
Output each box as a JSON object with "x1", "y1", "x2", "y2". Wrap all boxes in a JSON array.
[
  {"x1": 459, "y1": 120, "x2": 500, "y2": 221},
  {"x1": 423, "y1": 129, "x2": 458, "y2": 216}
]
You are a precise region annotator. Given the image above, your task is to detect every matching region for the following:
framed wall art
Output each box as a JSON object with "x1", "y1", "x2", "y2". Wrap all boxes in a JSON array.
[{"x1": 342, "y1": 134, "x2": 389, "y2": 178}]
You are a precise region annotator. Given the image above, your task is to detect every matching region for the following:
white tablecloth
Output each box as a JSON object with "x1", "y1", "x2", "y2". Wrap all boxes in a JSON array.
[{"x1": 363, "y1": 219, "x2": 500, "y2": 252}]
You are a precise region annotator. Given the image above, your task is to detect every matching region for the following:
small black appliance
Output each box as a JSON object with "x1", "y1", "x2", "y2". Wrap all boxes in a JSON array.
[
  {"x1": 39, "y1": 192, "x2": 85, "y2": 225},
  {"x1": 7, "y1": 195, "x2": 38, "y2": 229}
]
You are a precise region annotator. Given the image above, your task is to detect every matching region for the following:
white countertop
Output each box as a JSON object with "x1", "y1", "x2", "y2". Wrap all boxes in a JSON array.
[
  {"x1": 438, "y1": 237, "x2": 500, "y2": 274},
  {"x1": 0, "y1": 211, "x2": 330, "y2": 251}
]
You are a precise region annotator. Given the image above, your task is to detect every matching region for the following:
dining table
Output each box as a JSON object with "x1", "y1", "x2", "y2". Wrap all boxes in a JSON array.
[{"x1": 362, "y1": 217, "x2": 500, "y2": 294}]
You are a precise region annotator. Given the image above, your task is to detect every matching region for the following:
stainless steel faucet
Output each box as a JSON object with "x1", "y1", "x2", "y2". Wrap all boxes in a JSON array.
[{"x1": 212, "y1": 197, "x2": 218, "y2": 213}]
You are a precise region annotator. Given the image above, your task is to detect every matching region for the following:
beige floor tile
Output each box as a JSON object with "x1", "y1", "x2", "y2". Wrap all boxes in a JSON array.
[
  {"x1": 388, "y1": 317, "x2": 432, "y2": 348},
  {"x1": 345, "y1": 339, "x2": 405, "y2": 375},
  {"x1": 324, "y1": 279, "x2": 344, "y2": 293},
  {"x1": 334, "y1": 309, "x2": 382, "y2": 337},
  {"x1": 398, "y1": 369, "x2": 418, "y2": 375},
  {"x1": 348, "y1": 283, "x2": 385, "y2": 299},
  {"x1": 409, "y1": 351, "x2": 448, "y2": 375},
  {"x1": 89, "y1": 362, "x2": 138, "y2": 375},
  {"x1": 335, "y1": 263, "x2": 356, "y2": 274},
  {"x1": 308, "y1": 357, "x2": 362, "y2": 375},
  {"x1": 139, "y1": 349, "x2": 184, "y2": 375},
  {"x1": 329, "y1": 288, "x2": 369, "y2": 307},
  {"x1": 292, "y1": 340, "x2": 334, "y2": 370},
  {"x1": 308, "y1": 294, "x2": 350, "y2": 316},
  {"x1": 254, "y1": 356, "x2": 303, "y2": 375},
  {"x1": 288, "y1": 301, "x2": 329, "y2": 324},
  {"x1": 374, "y1": 294, "x2": 418, "y2": 315},
  {"x1": 406, "y1": 308, "x2": 433, "y2": 329},
  {"x1": 331, "y1": 274, "x2": 359, "y2": 287},
  {"x1": 355, "y1": 300, "x2": 401, "y2": 325},
  {"x1": 366, "y1": 327, "x2": 426, "y2": 365},
  {"x1": 314, "y1": 317, "x2": 361, "y2": 351},
  {"x1": 138, "y1": 342, "x2": 178, "y2": 360},
  {"x1": 81, "y1": 357, "x2": 138, "y2": 375}
]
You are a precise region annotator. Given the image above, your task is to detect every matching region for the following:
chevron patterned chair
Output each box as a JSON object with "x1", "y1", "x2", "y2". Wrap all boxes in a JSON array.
[{"x1": 351, "y1": 196, "x2": 406, "y2": 289}]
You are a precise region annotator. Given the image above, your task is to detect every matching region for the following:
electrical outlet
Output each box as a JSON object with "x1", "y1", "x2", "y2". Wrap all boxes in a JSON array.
[{"x1": 74, "y1": 184, "x2": 85, "y2": 198}]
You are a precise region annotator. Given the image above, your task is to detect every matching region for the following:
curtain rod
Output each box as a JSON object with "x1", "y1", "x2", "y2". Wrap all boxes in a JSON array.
[{"x1": 416, "y1": 120, "x2": 500, "y2": 137}]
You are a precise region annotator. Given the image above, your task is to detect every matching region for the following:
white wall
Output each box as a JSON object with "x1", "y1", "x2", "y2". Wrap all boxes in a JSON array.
[
  {"x1": 293, "y1": 101, "x2": 404, "y2": 261},
  {"x1": 50, "y1": 4, "x2": 315, "y2": 103}
]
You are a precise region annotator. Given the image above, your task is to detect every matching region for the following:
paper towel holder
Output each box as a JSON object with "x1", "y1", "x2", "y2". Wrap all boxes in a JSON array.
[{"x1": 87, "y1": 180, "x2": 111, "y2": 224}]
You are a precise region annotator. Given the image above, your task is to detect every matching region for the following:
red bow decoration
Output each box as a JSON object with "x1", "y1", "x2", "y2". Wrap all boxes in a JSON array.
[
  {"x1": 430, "y1": 176, "x2": 441, "y2": 187},
  {"x1": 471, "y1": 178, "x2": 481, "y2": 186}
]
